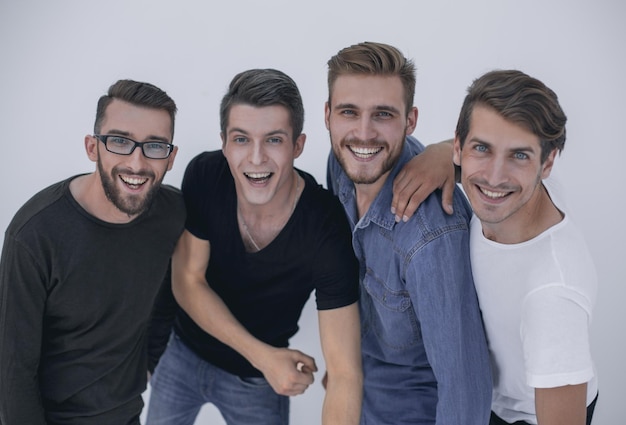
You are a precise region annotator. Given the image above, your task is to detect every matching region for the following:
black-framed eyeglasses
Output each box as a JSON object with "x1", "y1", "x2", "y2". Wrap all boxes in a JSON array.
[{"x1": 94, "y1": 134, "x2": 175, "y2": 159}]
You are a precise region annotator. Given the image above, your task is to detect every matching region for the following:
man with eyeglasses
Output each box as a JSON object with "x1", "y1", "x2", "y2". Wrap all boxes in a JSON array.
[{"x1": 0, "y1": 79, "x2": 185, "y2": 425}]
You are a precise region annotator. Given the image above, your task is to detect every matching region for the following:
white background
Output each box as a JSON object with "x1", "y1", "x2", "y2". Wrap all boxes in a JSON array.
[{"x1": 1, "y1": 1, "x2": 624, "y2": 423}]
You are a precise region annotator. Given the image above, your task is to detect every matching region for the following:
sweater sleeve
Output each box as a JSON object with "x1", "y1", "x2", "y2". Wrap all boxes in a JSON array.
[
  {"x1": 146, "y1": 262, "x2": 177, "y2": 373},
  {"x1": 0, "y1": 234, "x2": 48, "y2": 424}
]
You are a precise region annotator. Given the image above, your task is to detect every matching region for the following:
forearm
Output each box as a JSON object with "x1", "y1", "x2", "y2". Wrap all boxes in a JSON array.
[
  {"x1": 319, "y1": 303, "x2": 363, "y2": 424},
  {"x1": 536, "y1": 384, "x2": 587, "y2": 425},
  {"x1": 0, "y1": 383, "x2": 46, "y2": 425},
  {"x1": 0, "y1": 349, "x2": 46, "y2": 423},
  {"x1": 322, "y1": 371, "x2": 363, "y2": 425},
  {"x1": 147, "y1": 265, "x2": 177, "y2": 372},
  {"x1": 0, "y1": 331, "x2": 45, "y2": 422},
  {"x1": 0, "y1": 241, "x2": 47, "y2": 423}
]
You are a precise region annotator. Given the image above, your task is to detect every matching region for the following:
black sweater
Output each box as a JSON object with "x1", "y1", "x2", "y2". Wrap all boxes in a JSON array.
[{"x1": 0, "y1": 177, "x2": 185, "y2": 424}]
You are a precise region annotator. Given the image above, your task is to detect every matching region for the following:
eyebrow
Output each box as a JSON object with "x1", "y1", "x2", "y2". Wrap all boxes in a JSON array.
[
  {"x1": 105, "y1": 129, "x2": 170, "y2": 143},
  {"x1": 228, "y1": 127, "x2": 290, "y2": 137},
  {"x1": 334, "y1": 103, "x2": 402, "y2": 114}
]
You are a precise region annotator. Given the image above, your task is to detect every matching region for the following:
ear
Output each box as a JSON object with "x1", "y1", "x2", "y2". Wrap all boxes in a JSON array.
[
  {"x1": 220, "y1": 132, "x2": 226, "y2": 149},
  {"x1": 85, "y1": 135, "x2": 98, "y2": 162},
  {"x1": 540, "y1": 148, "x2": 558, "y2": 179},
  {"x1": 166, "y1": 146, "x2": 178, "y2": 172},
  {"x1": 452, "y1": 134, "x2": 462, "y2": 166},
  {"x1": 324, "y1": 102, "x2": 331, "y2": 130},
  {"x1": 405, "y1": 106, "x2": 418, "y2": 135},
  {"x1": 293, "y1": 133, "x2": 306, "y2": 159}
]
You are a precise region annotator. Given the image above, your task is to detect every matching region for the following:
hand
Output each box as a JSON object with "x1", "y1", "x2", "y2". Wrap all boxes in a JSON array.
[
  {"x1": 257, "y1": 347, "x2": 318, "y2": 396},
  {"x1": 391, "y1": 140, "x2": 456, "y2": 221}
]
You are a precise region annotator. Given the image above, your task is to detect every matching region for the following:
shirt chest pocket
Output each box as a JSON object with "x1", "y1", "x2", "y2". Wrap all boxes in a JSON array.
[{"x1": 362, "y1": 271, "x2": 422, "y2": 350}]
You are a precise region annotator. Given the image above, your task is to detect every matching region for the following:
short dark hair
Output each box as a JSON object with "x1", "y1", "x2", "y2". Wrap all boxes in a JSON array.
[
  {"x1": 94, "y1": 79, "x2": 177, "y2": 137},
  {"x1": 455, "y1": 70, "x2": 566, "y2": 163},
  {"x1": 219, "y1": 69, "x2": 305, "y2": 142},
  {"x1": 327, "y1": 41, "x2": 416, "y2": 115}
]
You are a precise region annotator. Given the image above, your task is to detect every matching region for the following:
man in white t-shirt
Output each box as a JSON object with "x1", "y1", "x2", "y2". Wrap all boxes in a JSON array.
[{"x1": 451, "y1": 69, "x2": 598, "y2": 425}]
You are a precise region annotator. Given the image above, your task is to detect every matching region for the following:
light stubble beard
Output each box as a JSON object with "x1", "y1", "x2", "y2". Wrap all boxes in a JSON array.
[{"x1": 332, "y1": 137, "x2": 399, "y2": 185}]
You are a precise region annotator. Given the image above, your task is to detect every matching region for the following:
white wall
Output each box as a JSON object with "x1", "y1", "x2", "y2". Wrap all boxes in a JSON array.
[{"x1": 1, "y1": 1, "x2": 624, "y2": 423}]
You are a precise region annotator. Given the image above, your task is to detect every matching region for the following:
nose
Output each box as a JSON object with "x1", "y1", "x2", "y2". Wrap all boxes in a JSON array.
[
  {"x1": 483, "y1": 156, "x2": 510, "y2": 187},
  {"x1": 249, "y1": 141, "x2": 267, "y2": 165},
  {"x1": 353, "y1": 117, "x2": 377, "y2": 142},
  {"x1": 126, "y1": 145, "x2": 149, "y2": 170}
]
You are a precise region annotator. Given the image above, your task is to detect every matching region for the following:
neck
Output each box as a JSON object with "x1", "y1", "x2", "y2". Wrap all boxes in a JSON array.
[
  {"x1": 354, "y1": 171, "x2": 390, "y2": 219},
  {"x1": 237, "y1": 170, "x2": 301, "y2": 252}
]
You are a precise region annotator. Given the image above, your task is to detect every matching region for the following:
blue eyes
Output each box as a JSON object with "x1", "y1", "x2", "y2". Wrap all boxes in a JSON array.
[
  {"x1": 340, "y1": 110, "x2": 392, "y2": 118},
  {"x1": 473, "y1": 145, "x2": 529, "y2": 160},
  {"x1": 232, "y1": 137, "x2": 282, "y2": 144}
]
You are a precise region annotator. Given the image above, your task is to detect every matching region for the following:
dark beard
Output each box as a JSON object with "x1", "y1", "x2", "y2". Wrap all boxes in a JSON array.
[{"x1": 97, "y1": 157, "x2": 161, "y2": 217}]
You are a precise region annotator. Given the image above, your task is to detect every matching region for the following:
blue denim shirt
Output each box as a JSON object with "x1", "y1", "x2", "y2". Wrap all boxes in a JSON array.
[{"x1": 327, "y1": 137, "x2": 491, "y2": 424}]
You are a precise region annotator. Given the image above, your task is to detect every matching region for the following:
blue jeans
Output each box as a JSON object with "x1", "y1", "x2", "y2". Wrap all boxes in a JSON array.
[{"x1": 146, "y1": 333, "x2": 289, "y2": 425}]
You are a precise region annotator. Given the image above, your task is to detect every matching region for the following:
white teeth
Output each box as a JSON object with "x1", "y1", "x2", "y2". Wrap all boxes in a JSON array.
[
  {"x1": 245, "y1": 172, "x2": 271, "y2": 179},
  {"x1": 349, "y1": 146, "x2": 383, "y2": 158},
  {"x1": 480, "y1": 188, "x2": 508, "y2": 199},
  {"x1": 121, "y1": 176, "x2": 147, "y2": 185}
]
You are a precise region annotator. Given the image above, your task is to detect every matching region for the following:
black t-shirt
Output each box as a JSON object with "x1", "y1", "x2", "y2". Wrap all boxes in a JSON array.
[{"x1": 174, "y1": 150, "x2": 359, "y2": 377}]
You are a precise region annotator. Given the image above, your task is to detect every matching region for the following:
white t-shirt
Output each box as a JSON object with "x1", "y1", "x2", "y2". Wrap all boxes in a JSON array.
[{"x1": 470, "y1": 181, "x2": 598, "y2": 424}]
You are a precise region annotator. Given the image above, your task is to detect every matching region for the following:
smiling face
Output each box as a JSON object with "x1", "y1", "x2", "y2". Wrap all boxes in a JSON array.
[
  {"x1": 325, "y1": 74, "x2": 417, "y2": 194},
  {"x1": 221, "y1": 103, "x2": 304, "y2": 209},
  {"x1": 453, "y1": 105, "x2": 557, "y2": 238},
  {"x1": 86, "y1": 99, "x2": 177, "y2": 219}
]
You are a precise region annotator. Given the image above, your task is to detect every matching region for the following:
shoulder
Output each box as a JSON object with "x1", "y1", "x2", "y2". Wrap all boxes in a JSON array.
[
  {"x1": 299, "y1": 170, "x2": 346, "y2": 221},
  {"x1": 407, "y1": 186, "x2": 472, "y2": 239},
  {"x1": 155, "y1": 184, "x2": 185, "y2": 212},
  {"x1": 183, "y1": 150, "x2": 229, "y2": 185},
  {"x1": 184, "y1": 150, "x2": 227, "y2": 177},
  {"x1": 5, "y1": 178, "x2": 73, "y2": 237},
  {"x1": 182, "y1": 150, "x2": 233, "y2": 201},
  {"x1": 547, "y1": 219, "x2": 597, "y2": 296},
  {"x1": 405, "y1": 135, "x2": 426, "y2": 155}
]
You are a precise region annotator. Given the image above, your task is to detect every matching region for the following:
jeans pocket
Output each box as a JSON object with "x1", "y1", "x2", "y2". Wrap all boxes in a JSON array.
[
  {"x1": 362, "y1": 272, "x2": 421, "y2": 350},
  {"x1": 236, "y1": 375, "x2": 271, "y2": 388}
]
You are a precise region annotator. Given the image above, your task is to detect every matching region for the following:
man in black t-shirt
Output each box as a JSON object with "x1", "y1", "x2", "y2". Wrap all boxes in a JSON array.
[{"x1": 146, "y1": 69, "x2": 362, "y2": 425}]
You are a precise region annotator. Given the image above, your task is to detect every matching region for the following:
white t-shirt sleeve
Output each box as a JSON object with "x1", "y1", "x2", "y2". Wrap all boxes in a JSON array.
[{"x1": 521, "y1": 284, "x2": 595, "y2": 388}]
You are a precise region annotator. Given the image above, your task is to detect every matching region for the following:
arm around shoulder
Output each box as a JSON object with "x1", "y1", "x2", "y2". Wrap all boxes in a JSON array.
[{"x1": 391, "y1": 139, "x2": 456, "y2": 220}]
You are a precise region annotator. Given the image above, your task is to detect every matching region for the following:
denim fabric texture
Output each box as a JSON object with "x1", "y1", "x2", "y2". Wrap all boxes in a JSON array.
[
  {"x1": 146, "y1": 333, "x2": 288, "y2": 425},
  {"x1": 327, "y1": 136, "x2": 492, "y2": 425}
]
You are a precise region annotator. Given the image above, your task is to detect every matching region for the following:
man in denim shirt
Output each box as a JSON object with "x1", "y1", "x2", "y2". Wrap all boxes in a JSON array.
[{"x1": 325, "y1": 41, "x2": 492, "y2": 424}]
